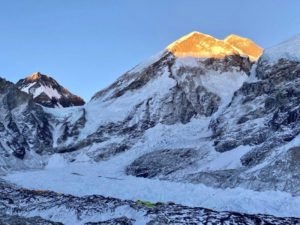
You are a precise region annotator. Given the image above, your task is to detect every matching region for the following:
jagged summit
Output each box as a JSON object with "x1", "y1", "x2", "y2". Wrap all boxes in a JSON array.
[
  {"x1": 16, "y1": 72, "x2": 85, "y2": 108},
  {"x1": 92, "y1": 31, "x2": 253, "y2": 102},
  {"x1": 167, "y1": 31, "x2": 262, "y2": 61},
  {"x1": 26, "y1": 72, "x2": 43, "y2": 81},
  {"x1": 24, "y1": 72, "x2": 60, "y2": 87}
]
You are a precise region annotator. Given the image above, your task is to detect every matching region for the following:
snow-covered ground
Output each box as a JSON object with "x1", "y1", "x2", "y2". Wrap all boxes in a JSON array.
[
  {"x1": 4, "y1": 118, "x2": 300, "y2": 218},
  {"x1": 4, "y1": 151, "x2": 300, "y2": 219}
]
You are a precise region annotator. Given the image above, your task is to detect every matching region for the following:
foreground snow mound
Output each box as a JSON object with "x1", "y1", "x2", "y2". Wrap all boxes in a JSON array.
[
  {"x1": 1, "y1": 180, "x2": 299, "y2": 225},
  {"x1": 46, "y1": 154, "x2": 68, "y2": 169},
  {"x1": 5, "y1": 160, "x2": 300, "y2": 219}
]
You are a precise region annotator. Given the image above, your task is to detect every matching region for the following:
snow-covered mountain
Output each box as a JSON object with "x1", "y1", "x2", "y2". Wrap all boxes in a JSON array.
[
  {"x1": 2, "y1": 31, "x2": 300, "y2": 224},
  {"x1": 16, "y1": 72, "x2": 85, "y2": 108}
]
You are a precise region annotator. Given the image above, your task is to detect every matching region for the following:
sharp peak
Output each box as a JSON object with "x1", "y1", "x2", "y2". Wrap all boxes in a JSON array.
[
  {"x1": 169, "y1": 31, "x2": 218, "y2": 45},
  {"x1": 224, "y1": 34, "x2": 248, "y2": 41},
  {"x1": 23, "y1": 72, "x2": 62, "y2": 87},
  {"x1": 27, "y1": 72, "x2": 42, "y2": 80},
  {"x1": 169, "y1": 31, "x2": 254, "y2": 46},
  {"x1": 181, "y1": 31, "x2": 215, "y2": 38}
]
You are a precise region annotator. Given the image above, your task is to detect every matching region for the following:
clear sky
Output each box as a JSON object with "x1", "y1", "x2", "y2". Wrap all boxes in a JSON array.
[{"x1": 1, "y1": 0, "x2": 300, "y2": 100}]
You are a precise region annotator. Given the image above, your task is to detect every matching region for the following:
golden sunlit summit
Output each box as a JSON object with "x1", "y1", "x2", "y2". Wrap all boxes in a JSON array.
[{"x1": 167, "y1": 31, "x2": 263, "y2": 61}]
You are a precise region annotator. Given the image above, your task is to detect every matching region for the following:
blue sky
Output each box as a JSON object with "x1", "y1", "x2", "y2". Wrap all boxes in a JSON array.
[{"x1": 1, "y1": 0, "x2": 300, "y2": 100}]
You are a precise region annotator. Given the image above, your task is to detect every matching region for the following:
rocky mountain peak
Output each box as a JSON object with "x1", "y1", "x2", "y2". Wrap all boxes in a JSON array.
[
  {"x1": 26, "y1": 72, "x2": 43, "y2": 81},
  {"x1": 24, "y1": 72, "x2": 60, "y2": 86},
  {"x1": 167, "y1": 31, "x2": 263, "y2": 61},
  {"x1": 16, "y1": 72, "x2": 85, "y2": 108}
]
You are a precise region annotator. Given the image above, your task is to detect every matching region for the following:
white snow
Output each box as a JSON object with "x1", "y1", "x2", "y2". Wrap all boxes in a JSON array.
[
  {"x1": 23, "y1": 203, "x2": 149, "y2": 225},
  {"x1": 45, "y1": 154, "x2": 67, "y2": 169},
  {"x1": 200, "y1": 70, "x2": 248, "y2": 106},
  {"x1": 21, "y1": 82, "x2": 36, "y2": 93},
  {"x1": 130, "y1": 50, "x2": 167, "y2": 73},
  {"x1": 33, "y1": 85, "x2": 62, "y2": 99},
  {"x1": 78, "y1": 71, "x2": 176, "y2": 140},
  {"x1": 197, "y1": 145, "x2": 251, "y2": 172},
  {"x1": 5, "y1": 159, "x2": 300, "y2": 218},
  {"x1": 262, "y1": 34, "x2": 300, "y2": 63},
  {"x1": 43, "y1": 106, "x2": 85, "y2": 147},
  {"x1": 21, "y1": 82, "x2": 62, "y2": 99},
  {"x1": 4, "y1": 119, "x2": 300, "y2": 218}
]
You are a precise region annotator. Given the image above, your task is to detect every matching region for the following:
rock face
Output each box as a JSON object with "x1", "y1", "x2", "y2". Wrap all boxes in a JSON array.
[
  {"x1": 0, "y1": 77, "x2": 52, "y2": 171},
  {"x1": 16, "y1": 72, "x2": 85, "y2": 108},
  {"x1": 127, "y1": 148, "x2": 199, "y2": 178},
  {"x1": 196, "y1": 54, "x2": 300, "y2": 194}
]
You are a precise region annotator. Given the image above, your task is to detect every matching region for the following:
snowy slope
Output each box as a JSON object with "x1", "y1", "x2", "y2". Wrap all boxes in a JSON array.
[{"x1": 261, "y1": 34, "x2": 300, "y2": 63}]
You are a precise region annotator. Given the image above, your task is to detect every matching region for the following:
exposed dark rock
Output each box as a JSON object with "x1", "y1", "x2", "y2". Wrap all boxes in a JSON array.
[
  {"x1": 185, "y1": 169, "x2": 239, "y2": 188},
  {"x1": 16, "y1": 72, "x2": 85, "y2": 108},
  {"x1": 12, "y1": 147, "x2": 26, "y2": 159},
  {"x1": 94, "y1": 144, "x2": 129, "y2": 161},
  {"x1": 202, "y1": 57, "x2": 300, "y2": 194},
  {"x1": 212, "y1": 58, "x2": 300, "y2": 155},
  {"x1": 0, "y1": 77, "x2": 53, "y2": 166},
  {"x1": 0, "y1": 213, "x2": 63, "y2": 225},
  {"x1": 126, "y1": 149, "x2": 199, "y2": 178}
]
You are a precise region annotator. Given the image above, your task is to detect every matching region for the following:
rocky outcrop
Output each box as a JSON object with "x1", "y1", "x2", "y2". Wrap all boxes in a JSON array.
[
  {"x1": 126, "y1": 148, "x2": 199, "y2": 178},
  {"x1": 0, "y1": 77, "x2": 52, "y2": 171}
]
